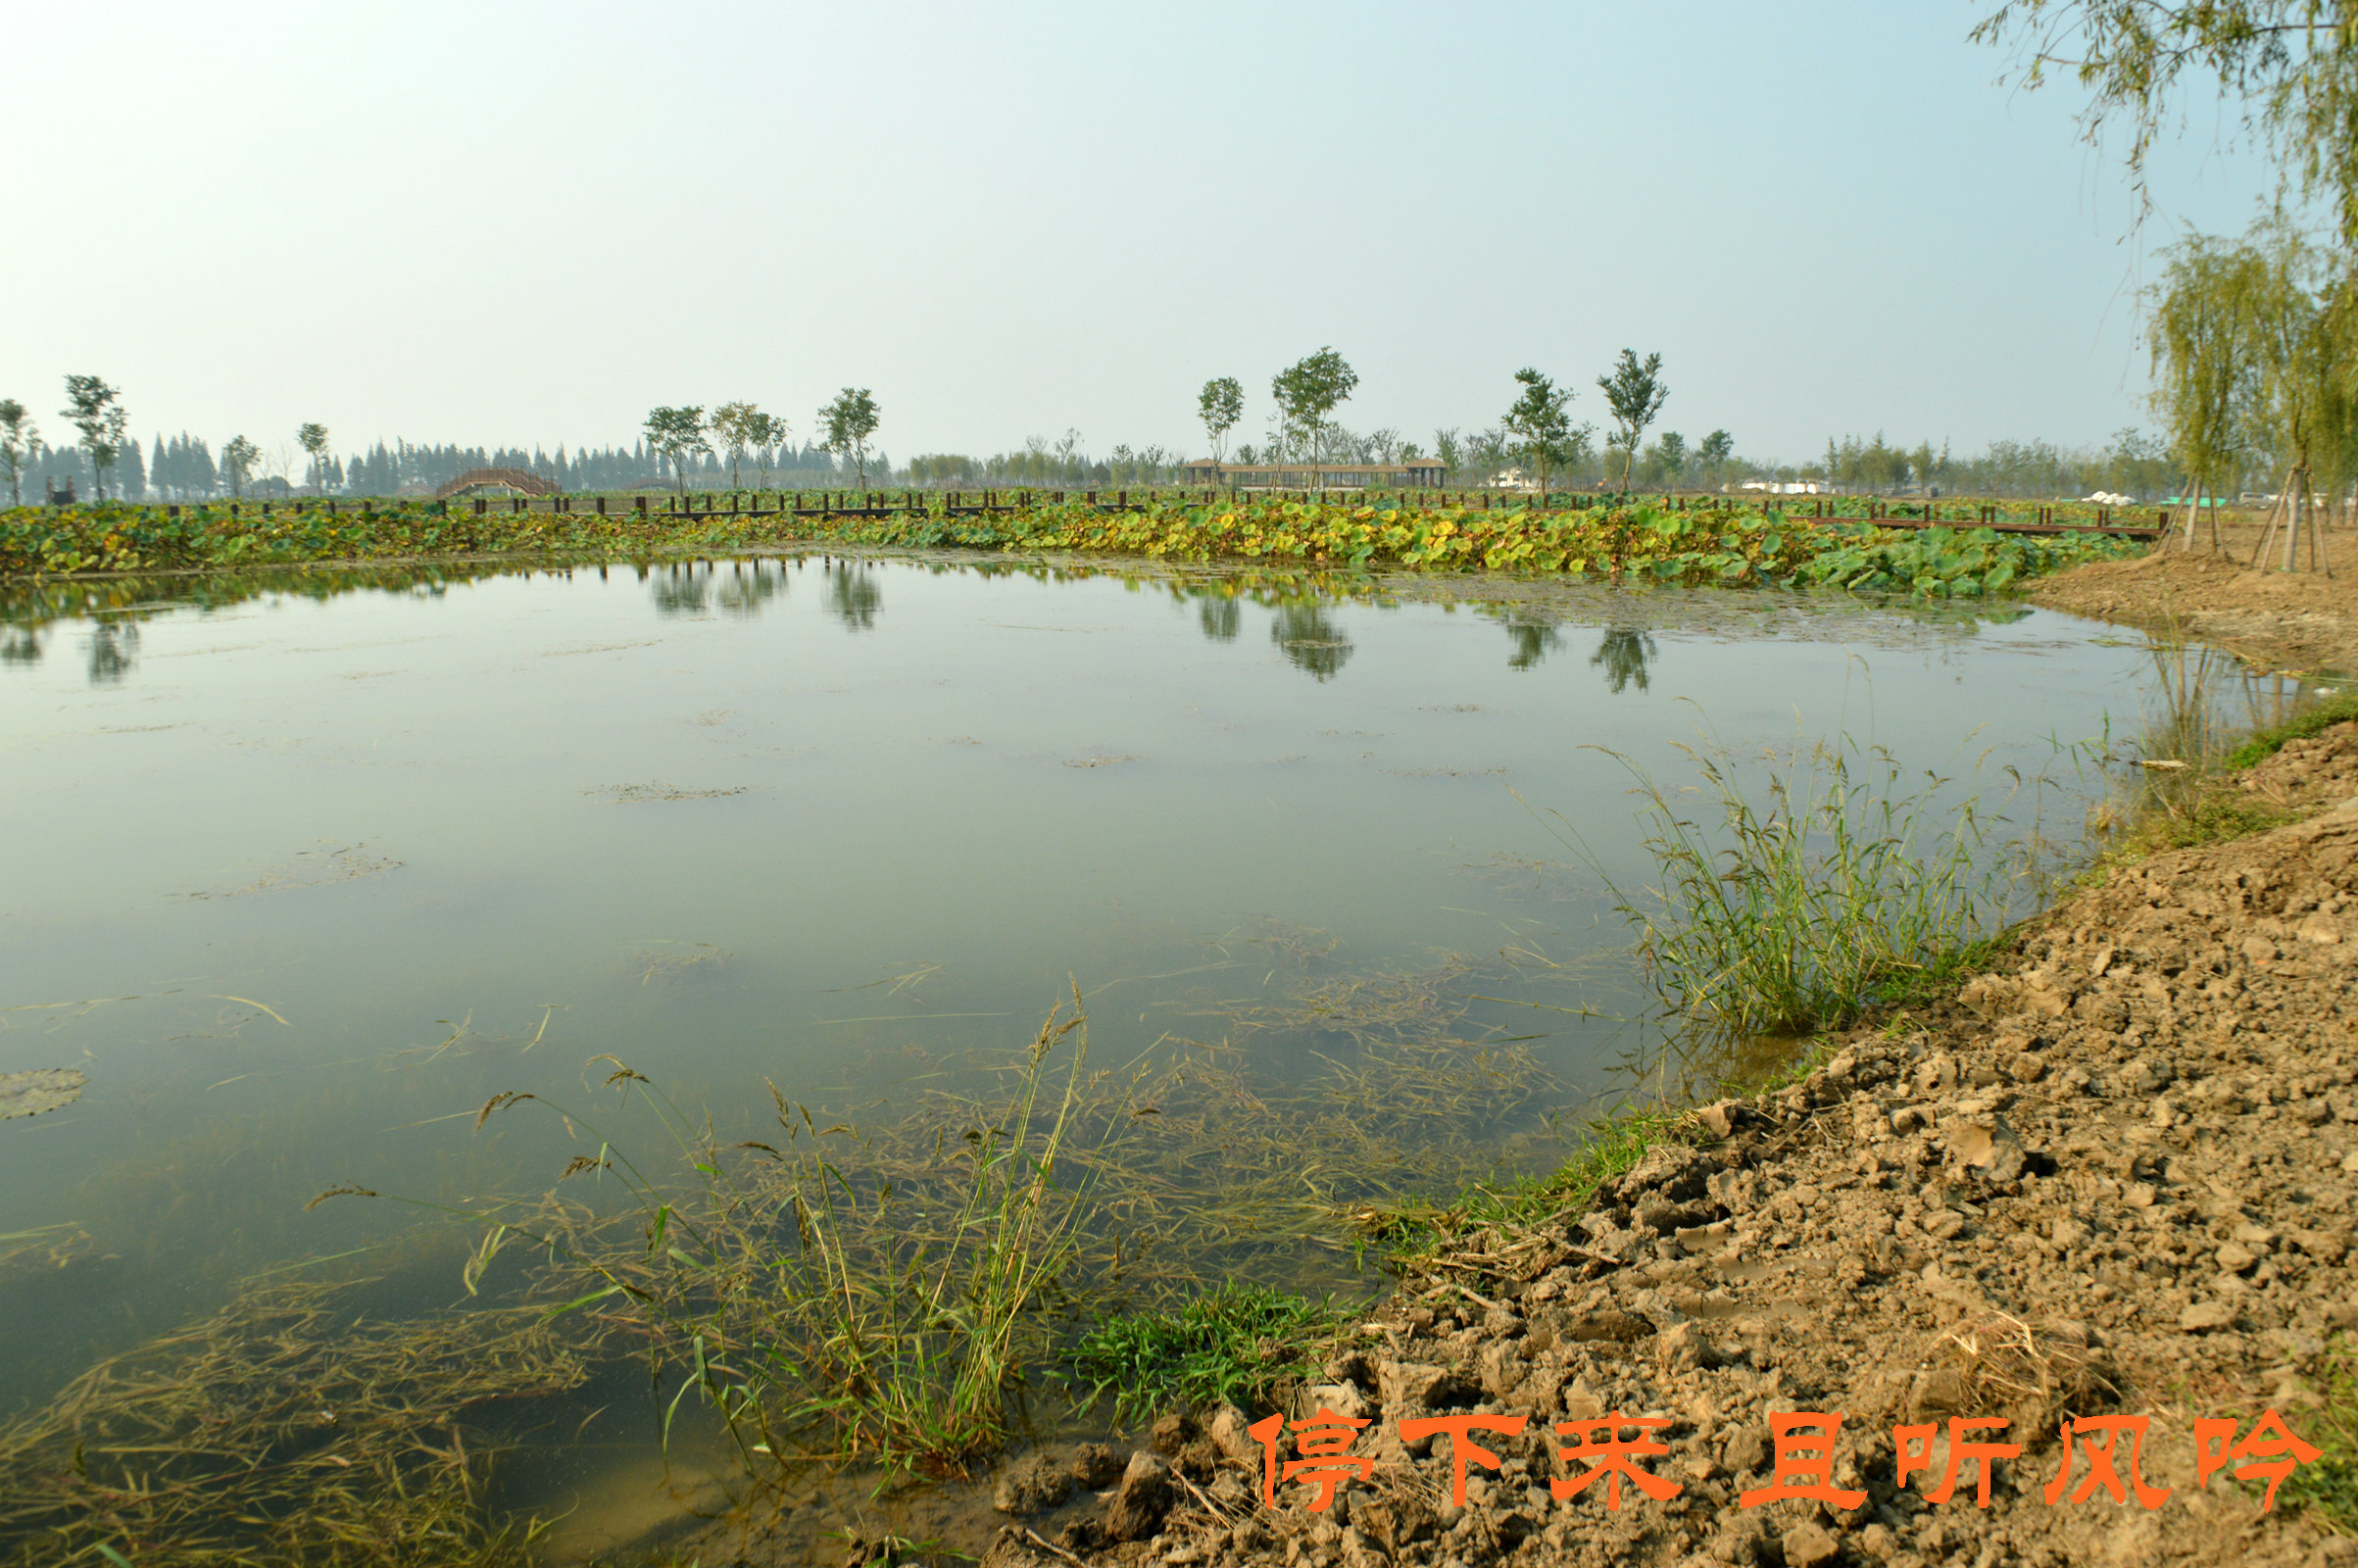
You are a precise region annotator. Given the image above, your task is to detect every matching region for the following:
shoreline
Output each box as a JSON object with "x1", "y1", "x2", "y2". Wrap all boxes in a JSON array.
[{"x1": 955, "y1": 564, "x2": 2358, "y2": 1568}]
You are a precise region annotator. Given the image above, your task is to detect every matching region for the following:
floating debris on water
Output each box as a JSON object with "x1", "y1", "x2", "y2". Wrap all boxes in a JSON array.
[{"x1": 0, "y1": 1070, "x2": 85, "y2": 1122}]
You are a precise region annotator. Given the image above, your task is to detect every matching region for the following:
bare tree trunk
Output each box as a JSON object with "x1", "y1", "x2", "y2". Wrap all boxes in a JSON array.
[
  {"x1": 2284, "y1": 467, "x2": 2305, "y2": 572},
  {"x1": 2253, "y1": 476, "x2": 2290, "y2": 567}
]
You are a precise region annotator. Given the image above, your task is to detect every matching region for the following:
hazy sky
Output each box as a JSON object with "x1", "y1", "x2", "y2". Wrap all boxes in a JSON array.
[{"x1": 5, "y1": 2, "x2": 2282, "y2": 466}]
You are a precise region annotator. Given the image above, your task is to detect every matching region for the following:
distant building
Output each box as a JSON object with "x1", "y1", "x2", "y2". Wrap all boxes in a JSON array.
[
  {"x1": 1736, "y1": 479, "x2": 1833, "y2": 496},
  {"x1": 1179, "y1": 460, "x2": 1449, "y2": 490},
  {"x1": 432, "y1": 467, "x2": 560, "y2": 500}
]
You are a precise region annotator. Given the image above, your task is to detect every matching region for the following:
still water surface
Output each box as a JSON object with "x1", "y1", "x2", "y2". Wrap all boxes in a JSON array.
[{"x1": 0, "y1": 555, "x2": 2178, "y2": 1551}]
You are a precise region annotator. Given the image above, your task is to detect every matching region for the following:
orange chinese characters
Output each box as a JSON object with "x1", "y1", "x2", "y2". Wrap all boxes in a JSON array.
[
  {"x1": 1551, "y1": 1412, "x2": 1683, "y2": 1510},
  {"x1": 1398, "y1": 1413, "x2": 1531, "y2": 1508},
  {"x1": 1740, "y1": 1412, "x2": 1869, "y2": 1510},
  {"x1": 2040, "y1": 1414, "x2": 2172, "y2": 1509},
  {"x1": 1247, "y1": 1409, "x2": 1375, "y2": 1512},
  {"x1": 1893, "y1": 1418, "x2": 2021, "y2": 1509},
  {"x1": 2195, "y1": 1409, "x2": 2323, "y2": 1512}
]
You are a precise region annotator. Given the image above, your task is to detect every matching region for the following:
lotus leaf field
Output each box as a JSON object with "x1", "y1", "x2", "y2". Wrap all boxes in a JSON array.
[{"x1": 0, "y1": 495, "x2": 2143, "y2": 597}]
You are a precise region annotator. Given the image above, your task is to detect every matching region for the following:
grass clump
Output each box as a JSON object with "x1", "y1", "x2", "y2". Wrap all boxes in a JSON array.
[
  {"x1": 1557, "y1": 733, "x2": 2012, "y2": 1041},
  {"x1": 2282, "y1": 1334, "x2": 2358, "y2": 1532},
  {"x1": 1064, "y1": 1284, "x2": 1346, "y2": 1422}
]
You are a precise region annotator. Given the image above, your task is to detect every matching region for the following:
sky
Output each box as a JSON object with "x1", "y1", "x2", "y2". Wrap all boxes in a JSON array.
[{"x1": 2, "y1": 1, "x2": 2284, "y2": 466}]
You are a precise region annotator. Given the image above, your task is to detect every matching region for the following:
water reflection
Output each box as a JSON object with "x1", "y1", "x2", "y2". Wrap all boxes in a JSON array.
[
  {"x1": 1591, "y1": 626, "x2": 1657, "y2": 694},
  {"x1": 87, "y1": 621, "x2": 137, "y2": 686},
  {"x1": 1502, "y1": 612, "x2": 1561, "y2": 672},
  {"x1": 714, "y1": 560, "x2": 788, "y2": 618},
  {"x1": 1199, "y1": 595, "x2": 1241, "y2": 642},
  {"x1": 649, "y1": 564, "x2": 710, "y2": 617},
  {"x1": 0, "y1": 625, "x2": 38, "y2": 666},
  {"x1": 1269, "y1": 599, "x2": 1353, "y2": 682},
  {"x1": 826, "y1": 563, "x2": 881, "y2": 631}
]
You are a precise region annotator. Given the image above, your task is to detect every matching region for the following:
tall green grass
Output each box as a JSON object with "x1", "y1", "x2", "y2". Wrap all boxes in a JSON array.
[{"x1": 1550, "y1": 732, "x2": 2014, "y2": 1041}]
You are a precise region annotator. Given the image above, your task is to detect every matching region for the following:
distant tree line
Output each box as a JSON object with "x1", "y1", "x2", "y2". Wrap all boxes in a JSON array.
[{"x1": 0, "y1": 358, "x2": 2200, "y2": 511}]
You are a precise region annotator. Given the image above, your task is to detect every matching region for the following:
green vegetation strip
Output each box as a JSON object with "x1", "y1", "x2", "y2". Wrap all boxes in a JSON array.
[
  {"x1": 2, "y1": 497, "x2": 2143, "y2": 597},
  {"x1": 1063, "y1": 1283, "x2": 1350, "y2": 1423},
  {"x1": 2226, "y1": 692, "x2": 2358, "y2": 768}
]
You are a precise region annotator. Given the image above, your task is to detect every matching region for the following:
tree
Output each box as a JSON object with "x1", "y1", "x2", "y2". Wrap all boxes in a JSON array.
[
  {"x1": 2150, "y1": 230, "x2": 2266, "y2": 540},
  {"x1": 1698, "y1": 429, "x2": 1735, "y2": 466},
  {"x1": 1598, "y1": 351, "x2": 1668, "y2": 491},
  {"x1": 1269, "y1": 348, "x2": 1358, "y2": 491},
  {"x1": 818, "y1": 389, "x2": 881, "y2": 487},
  {"x1": 2238, "y1": 217, "x2": 2340, "y2": 566},
  {"x1": 710, "y1": 401, "x2": 766, "y2": 488},
  {"x1": 221, "y1": 435, "x2": 261, "y2": 499},
  {"x1": 0, "y1": 400, "x2": 34, "y2": 507},
  {"x1": 1500, "y1": 368, "x2": 1582, "y2": 495},
  {"x1": 298, "y1": 422, "x2": 331, "y2": 493},
  {"x1": 62, "y1": 375, "x2": 125, "y2": 501},
  {"x1": 1433, "y1": 427, "x2": 1464, "y2": 477},
  {"x1": 743, "y1": 411, "x2": 790, "y2": 489},
  {"x1": 642, "y1": 406, "x2": 711, "y2": 496},
  {"x1": 1655, "y1": 431, "x2": 1690, "y2": 485},
  {"x1": 1198, "y1": 376, "x2": 1245, "y2": 464},
  {"x1": 1973, "y1": 2, "x2": 2358, "y2": 249}
]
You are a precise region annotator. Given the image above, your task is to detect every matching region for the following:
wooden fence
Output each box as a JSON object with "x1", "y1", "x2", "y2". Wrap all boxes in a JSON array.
[{"x1": 154, "y1": 488, "x2": 2175, "y2": 538}]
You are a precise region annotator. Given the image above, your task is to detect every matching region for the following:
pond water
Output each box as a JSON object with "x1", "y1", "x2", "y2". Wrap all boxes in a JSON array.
[{"x1": 0, "y1": 553, "x2": 2226, "y2": 1558}]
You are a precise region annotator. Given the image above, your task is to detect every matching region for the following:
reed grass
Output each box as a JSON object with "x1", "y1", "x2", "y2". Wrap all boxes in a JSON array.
[{"x1": 1550, "y1": 732, "x2": 2011, "y2": 1041}]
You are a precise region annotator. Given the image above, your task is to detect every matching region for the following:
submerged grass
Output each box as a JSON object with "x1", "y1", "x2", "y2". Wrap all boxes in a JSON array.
[
  {"x1": 315, "y1": 956, "x2": 1580, "y2": 1483},
  {"x1": 0, "y1": 1276, "x2": 588, "y2": 1568},
  {"x1": 408, "y1": 996, "x2": 1106, "y2": 1481}
]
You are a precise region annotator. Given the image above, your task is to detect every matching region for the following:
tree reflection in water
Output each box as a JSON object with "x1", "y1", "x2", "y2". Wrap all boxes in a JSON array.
[
  {"x1": 714, "y1": 560, "x2": 787, "y2": 618},
  {"x1": 1591, "y1": 626, "x2": 1657, "y2": 694},
  {"x1": 1198, "y1": 594, "x2": 1241, "y2": 642},
  {"x1": 826, "y1": 563, "x2": 881, "y2": 631},
  {"x1": 1502, "y1": 612, "x2": 1562, "y2": 672},
  {"x1": 1269, "y1": 599, "x2": 1352, "y2": 682},
  {"x1": 0, "y1": 625, "x2": 39, "y2": 668},
  {"x1": 648, "y1": 564, "x2": 710, "y2": 618},
  {"x1": 87, "y1": 621, "x2": 137, "y2": 686}
]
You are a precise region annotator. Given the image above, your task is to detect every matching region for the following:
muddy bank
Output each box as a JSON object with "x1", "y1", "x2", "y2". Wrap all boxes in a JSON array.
[
  {"x1": 2032, "y1": 527, "x2": 2357, "y2": 676},
  {"x1": 964, "y1": 723, "x2": 2358, "y2": 1568}
]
